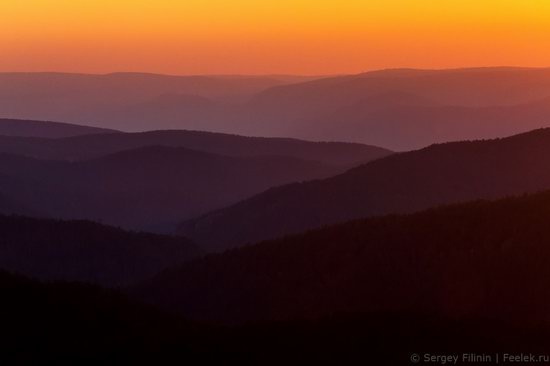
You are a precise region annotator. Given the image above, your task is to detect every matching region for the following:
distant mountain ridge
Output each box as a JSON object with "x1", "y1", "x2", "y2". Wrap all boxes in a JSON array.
[
  {"x1": 3, "y1": 68, "x2": 550, "y2": 149},
  {"x1": 0, "y1": 118, "x2": 391, "y2": 232},
  {"x1": 0, "y1": 118, "x2": 116, "y2": 138},
  {"x1": 179, "y1": 128, "x2": 550, "y2": 251},
  {"x1": 243, "y1": 67, "x2": 550, "y2": 149},
  {"x1": 0, "y1": 72, "x2": 319, "y2": 132},
  {"x1": 291, "y1": 94, "x2": 550, "y2": 151},
  {"x1": 0, "y1": 126, "x2": 392, "y2": 166},
  {"x1": 0, "y1": 145, "x2": 345, "y2": 231}
]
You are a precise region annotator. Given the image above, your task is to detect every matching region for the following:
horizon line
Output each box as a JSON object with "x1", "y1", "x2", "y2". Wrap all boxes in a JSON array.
[{"x1": 1, "y1": 65, "x2": 550, "y2": 78}]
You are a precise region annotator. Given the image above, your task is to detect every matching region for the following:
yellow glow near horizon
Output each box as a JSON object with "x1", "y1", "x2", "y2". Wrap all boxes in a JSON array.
[{"x1": 1, "y1": 0, "x2": 549, "y2": 74}]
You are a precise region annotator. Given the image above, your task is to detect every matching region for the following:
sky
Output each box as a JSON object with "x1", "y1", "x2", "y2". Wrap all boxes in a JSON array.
[{"x1": 1, "y1": 0, "x2": 550, "y2": 75}]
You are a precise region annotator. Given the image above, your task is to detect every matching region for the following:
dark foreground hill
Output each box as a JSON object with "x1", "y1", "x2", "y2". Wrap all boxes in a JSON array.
[
  {"x1": 0, "y1": 270, "x2": 200, "y2": 364},
  {"x1": 0, "y1": 146, "x2": 341, "y2": 231},
  {"x1": 0, "y1": 118, "x2": 116, "y2": 138},
  {"x1": 0, "y1": 128, "x2": 392, "y2": 167},
  {"x1": 180, "y1": 128, "x2": 550, "y2": 251},
  {"x1": 3, "y1": 270, "x2": 550, "y2": 365},
  {"x1": 146, "y1": 190, "x2": 550, "y2": 325},
  {"x1": 0, "y1": 192, "x2": 33, "y2": 215},
  {"x1": 0, "y1": 215, "x2": 199, "y2": 286}
]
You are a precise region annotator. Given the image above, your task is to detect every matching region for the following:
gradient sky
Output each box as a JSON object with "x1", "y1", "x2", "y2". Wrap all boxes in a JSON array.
[{"x1": 1, "y1": 0, "x2": 549, "y2": 75}]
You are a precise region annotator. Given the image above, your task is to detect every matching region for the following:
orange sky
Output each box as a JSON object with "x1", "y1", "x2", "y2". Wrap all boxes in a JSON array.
[{"x1": 1, "y1": 0, "x2": 550, "y2": 75}]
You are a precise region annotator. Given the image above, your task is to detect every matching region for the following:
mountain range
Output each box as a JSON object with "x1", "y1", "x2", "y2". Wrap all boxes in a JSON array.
[
  {"x1": 0, "y1": 119, "x2": 390, "y2": 231},
  {"x1": 180, "y1": 128, "x2": 550, "y2": 251},
  {"x1": 0, "y1": 215, "x2": 198, "y2": 287},
  {"x1": 4, "y1": 68, "x2": 550, "y2": 149},
  {"x1": 4, "y1": 67, "x2": 550, "y2": 363},
  {"x1": 0, "y1": 72, "x2": 319, "y2": 132},
  {"x1": 140, "y1": 189, "x2": 550, "y2": 325},
  {"x1": 0, "y1": 121, "x2": 391, "y2": 166},
  {"x1": 0, "y1": 147, "x2": 337, "y2": 231},
  {"x1": 0, "y1": 118, "x2": 115, "y2": 138},
  {"x1": 5, "y1": 270, "x2": 546, "y2": 365}
]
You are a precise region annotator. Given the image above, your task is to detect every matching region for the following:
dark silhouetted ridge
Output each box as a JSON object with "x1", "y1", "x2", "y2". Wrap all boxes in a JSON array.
[
  {"x1": 0, "y1": 127, "x2": 392, "y2": 166},
  {"x1": 179, "y1": 128, "x2": 550, "y2": 251},
  {"x1": 0, "y1": 215, "x2": 199, "y2": 286},
  {"x1": 143, "y1": 190, "x2": 550, "y2": 324},
  {"x1": 4, "y1": 269, "x2": 549, "y2": 364},
  {"x1": 0, "y1": 118, "x2": 116, "y2": 138},
  {"x1": 0, "y1": 144, "x2": 343, "y2": 231}
]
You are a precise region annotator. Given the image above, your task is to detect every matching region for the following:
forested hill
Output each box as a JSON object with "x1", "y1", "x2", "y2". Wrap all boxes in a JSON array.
[
  {"x1": 0, "y1": 215, "x2": 199, "y2": 286},
  {"x1": 180, "y1": 128, "x2": 550, "y2": 251},
  {"x1": 3, "y1": 270, "x2": 549, "y2": 365},
  {"x1": 145, "y1": 190, "x2": 550, "y2": 324}
]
